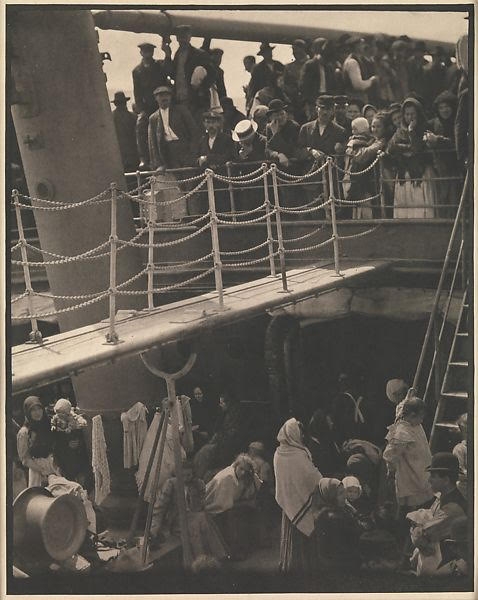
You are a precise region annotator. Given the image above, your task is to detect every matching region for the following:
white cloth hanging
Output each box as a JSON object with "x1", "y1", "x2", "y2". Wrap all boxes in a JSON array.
[
  {"x1": 92, "y1": 415, "x2": 110, "y2": 506},
  {"x1": 120, "y1": 402, "x2": 148, "y2": 469}
]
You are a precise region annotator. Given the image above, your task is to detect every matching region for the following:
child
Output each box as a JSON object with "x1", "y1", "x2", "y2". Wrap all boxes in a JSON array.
[
  {"x1": 343, "y1": 475, "x2": 374, "y2": 531},
  {"x1": 452, "y1": 413, "x2": 467, "y2": 498},
  {"x1": 383, "y1": 394, "x2": 434, "y2": 521},
  {"x1": 51, "y1": 398, "x2": 87, "y2": 434}
]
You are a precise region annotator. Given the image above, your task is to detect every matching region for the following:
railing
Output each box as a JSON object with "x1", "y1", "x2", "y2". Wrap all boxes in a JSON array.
[
  {"x1": 11, "y1": 155, "x2": 463, "y2": 345},
  {"x1": 412, "y1": 169, "x2": 469, "y2": 405}
]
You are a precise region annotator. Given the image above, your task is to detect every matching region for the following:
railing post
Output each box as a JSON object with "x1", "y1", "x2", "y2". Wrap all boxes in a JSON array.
[
  {"x1": 135, "y1": 169, "x2": 143, "y2": 225},
  {"x1": 262, "y1": 163, "x2": 276, "y2": 277},
  {"x1": 378, "y1": 154, "x2": 386, "y2": 219},
  {"x1": 327, "y1": 158, "x2": 341, "y2": 276},
  {"x1": 105, "y1": 182, "x2": 119, "y2": 343},
  {"x1": 13, "y1": 189, "x2": 42, "y2": 344},
  {"x1": 147, "y1": 177, "x2": 155, "y2": 310},
  {"x1": 433, "y1": 319, "x2": 442, "y2": 408},
  {"x1": 205, "y1": 169, "x2": 224, "y2": 309},
  {"x1": 225, "y1": 161, "x2": 237, "y2": 221},
  {"x1": 271, "y1": 164, "x2": 289, "y2": 292}
]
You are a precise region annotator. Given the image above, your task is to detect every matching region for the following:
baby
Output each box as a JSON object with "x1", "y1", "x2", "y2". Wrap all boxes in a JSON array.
[
  {"x1": 343, "y1": 475, "x2": 374, "y2": 531},
  {"x1": 51, "y1": 398, "x2": 87, "y2": 434}
]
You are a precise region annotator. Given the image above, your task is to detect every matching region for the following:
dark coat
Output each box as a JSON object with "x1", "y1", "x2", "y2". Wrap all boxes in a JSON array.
[
  {"x1": 248, "y1": 59, "x2": 284, "y2": 101},
  {"x1": 297, "y1": 119, "x2": 347, "y2": 160},
  {"x1": 132, "y1": 60, "x2": 170, "y2": 114},
  {"x1": 212, "y1": 65, "x2": 227, "y2": 100},
  {"x1": 112, "y1": 107, "x2": 139, "y2": 171},
  {"x1": 265, "y1": 119, "x2": 300, "y2": 160},
  {"x1": 222, "y1": 107, "x2": 246, "y2": 134},
  {"x1": 171, "y1": 45, "x2": 213, "y2": 112},
  {"x1": 300, "y1": 56, "x2": 338, "y2": 104},
  {"x1": 234, "y1": 133, "x2": 267, "y2": 164},
  {"x1": 148, "y1": 104, "x2": 201, "y2": 169},
  {"x1": 196, "y1": 132, "x2": 236, "y2": 168}
]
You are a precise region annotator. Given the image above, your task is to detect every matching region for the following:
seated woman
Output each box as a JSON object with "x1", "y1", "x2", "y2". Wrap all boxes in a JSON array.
[
  {"x1": 205, "y1": 453, "x2": 261, "y2": 560},
  {"x1": 387, "y1": 97, "x2": 437, "y2": 219},
  {"x1": 150, "y1": 458, "x2": 229, "y2": 563},
  {"x1": 16, "y1": 396, "x2": 55, "y2": 488}
]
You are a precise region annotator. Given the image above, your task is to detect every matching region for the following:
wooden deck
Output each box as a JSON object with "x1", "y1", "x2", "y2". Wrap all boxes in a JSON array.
[{"x1": 12, "y1": 259, "x2": 390, "y2": 393}]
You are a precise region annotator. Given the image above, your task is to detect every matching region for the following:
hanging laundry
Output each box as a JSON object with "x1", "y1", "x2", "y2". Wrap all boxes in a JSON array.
[
  {"x1": 120, "y1": 402, "x2": 148, "y2": 469},
  {"x1": 92, "y1": 415, "x2": 110, "y2": 506}
]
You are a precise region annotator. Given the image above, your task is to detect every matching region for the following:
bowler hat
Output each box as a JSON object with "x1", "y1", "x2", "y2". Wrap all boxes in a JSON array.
[
  {"x1": 316, "y1": 94, "x2": 335, "y2": 109},
  {"x1": 111, "y1": 91, "x2": 130, "y2": 105},
  {"x1": 266, "y1": 98, "x2": 288, "y2": 117},
  {"x1": 232, "y1": 119, "x2": 258, "y2": 142},
  {"x1": 426, "y1": 452, "x2": 459, "y2": 474},
  {"x1": 292, "y1": 39, "x2": 307, "y2": 49},
  {"x1": 257, "y1": 42, "x2": 275, "y2": 56},
  {"x1": 14, "y1": 487, "x2": 87, "y2": 565},
  {"x1": 202, "y1": 110, "x2": 223, "y2": 121},
  {"x1": 138, "y1": 42, "x2": 156, "y2": 50},
  {"x1": 153, "y1": 85, "x2": 173, "y2": 95}
]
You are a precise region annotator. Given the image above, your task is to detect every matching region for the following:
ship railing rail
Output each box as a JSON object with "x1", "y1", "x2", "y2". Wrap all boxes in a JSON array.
[
  {"x1": 412, "y1": 168, "x2": 469, "y2": 408},
  {"x1": 11, "y1": 154, "x2": 464, "y2": 345}
]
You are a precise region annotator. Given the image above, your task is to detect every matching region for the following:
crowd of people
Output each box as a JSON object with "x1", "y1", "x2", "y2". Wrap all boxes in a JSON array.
[
  {"x1": 111, "y1": 28, "x2": 468, "y2": 219},
  {"x1": 14, "y1": 373, "x2": 469, "y2": 578}
]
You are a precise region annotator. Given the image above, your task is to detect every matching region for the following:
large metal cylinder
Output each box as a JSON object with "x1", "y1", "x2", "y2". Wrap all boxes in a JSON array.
[{"x1": 9, "y1": 9, "x2": 157, "y2": 411}]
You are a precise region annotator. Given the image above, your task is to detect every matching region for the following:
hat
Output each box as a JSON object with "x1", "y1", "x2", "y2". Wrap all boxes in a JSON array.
[
  {"x1": 389, "y1": 102, "x2": 401, "y2": 113},
  {"x1": 426, "y1": 452, "x2": 459, "y2": 475},
  {"x1": 292, "y1": 38, "x2": 307, "y2": 49},
  {"x1": 342, "y1": 475, "x2": 362, "y2": 490},
  {"x1": 13, "y1": 487, "x2": 87, "y2": 565},
  {"x1": 138, "y1": 42, "x2": 156, "y2": 50},
  {"x1": 175, "y1": 24, "x2": 191, "y2": 34},
  {"x1": 266, "y1": 98, "x2": 288, "y2": 117},
  {"x1": 153, "y1": 85, "x2": 173, "y2": 95},
  {"x1": 257, "y1": 42, "x2": 275, "y2": 56},
  {"x1": 252, "y1": 105, "x2": 269, "y2": 119},
  {"x1": 386, "y1": 379, "x2": 408, "y2": 404},
  {"x1": 316, "y1": 94, "x2": 335, "y2": 109},
  {"x1": 210, "y1": 47, "x2": 224, "y2": 55},
  {"x1": 111, "y1": 91, "x2": 130, "y2": 105},
  {"x1": 23, "y1": 395, "x2": 42, "y2": 419},
  {"x1": 334, "y1": 95, "x2": 348, "y2": 106},
  {"x1": 232, "y1": 119, "x2": 258, "y2": 142},
  {"x1": 347, "y1": 35, "x2": 365, "y2": 47},
  {"x1": 202, "y1": 110, "x2": 223, "y2": 121},
  {"x1": 312, "y1": 37, "x2": 327, "y2": 53},
  {"x1": 391, "y1": 40, "x2": 407, "y2": 53}
]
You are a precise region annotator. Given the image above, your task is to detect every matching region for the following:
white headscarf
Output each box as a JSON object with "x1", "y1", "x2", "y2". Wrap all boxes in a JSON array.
[{"x1": 273, "y1": 418, "x2": 322, "y2": 537}]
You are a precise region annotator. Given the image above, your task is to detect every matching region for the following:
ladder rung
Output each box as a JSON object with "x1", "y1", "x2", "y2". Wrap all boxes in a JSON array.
[
  {"x1": 449, "y1": 361, "x2": 469, "y2": 367},
  {"x1": 435, "y1": 421, "x2": 460, "y2": 430},
  {"x1": 442, "y1": 391, "x2": 468, "y2": 399}
]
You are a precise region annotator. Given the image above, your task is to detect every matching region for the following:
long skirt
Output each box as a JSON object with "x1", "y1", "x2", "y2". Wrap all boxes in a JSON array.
[
  {"x1": 279, "y1": 511, "x2": 317, "y2": 574},
  {"x1": 393, "y1": 166, "x2": 436, "y2": 219},
  {"x1": 187, "y1": 511, "x2": 229, "y2": 563},
  {"x1": 214, "y1": 505, "x2": 258, "y2": 559}
]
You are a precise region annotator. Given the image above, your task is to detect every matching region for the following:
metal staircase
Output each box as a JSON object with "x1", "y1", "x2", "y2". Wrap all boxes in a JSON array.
[{"x1": 412, "y1": 171, "x2": 471, "y2": 452}]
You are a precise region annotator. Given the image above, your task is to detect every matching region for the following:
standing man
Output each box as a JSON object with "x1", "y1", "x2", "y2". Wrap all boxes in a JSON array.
[
  {"x1": 132, "y1": 41, "x2": 172, "y2": 169},
  {"x1": 111, "y1": 91, "x2": 139, "y2": 174},
  {"x1": 283, "y1": 39, "x2": 309, "y2": 123},
  {"x1": 333, "y1": 95, "x2": 352, "y2": 137},
  {"x1": 247, "y1": 42, "x2": 284, "y2": 112},
  {"x1": 196, "y1": 111, "x2": 235, "y2": 170},
  {"x1": 148, "y1": 84, "x2": 201, "y2": 170},
  {"x1": 342, "y1": 37, "x2": 378, "y2": 104},
  {"x1": 298, "y1": 94, "x2": 347, "y2": 161},
  {"x1": 171, "y1": 24, "x2": 213, "y2": 119},
  {"x1": 300, "y1": 38, "x2": 338, "y2": 121},
  {"x1": 209, "y1": 48, "x2": 227, "y2": 104},
  {"x1": 243, "y1": 55, "x2": 257, "y2": 114}
]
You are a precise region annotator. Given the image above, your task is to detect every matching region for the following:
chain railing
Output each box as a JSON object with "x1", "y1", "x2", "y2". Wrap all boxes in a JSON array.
[{"x1": 13, "y1": 151, "x2": 460, "y2": 345}]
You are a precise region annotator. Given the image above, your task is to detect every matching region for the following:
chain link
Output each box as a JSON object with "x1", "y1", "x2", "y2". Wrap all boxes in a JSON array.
[
  {"x1": 16, "y1": 189, "x2": 112, "y2": 211},
  {"x1": 275, "y1": 161, "x2": 327, "y2": 181},
  {"x1": 220, "y1": 165, "x2": 265, "y2": 180},
  {"x1": 158, "y1": 211, "x2": 211, "y2": 227},
  {"x1": 285, "y1": 237, "x2": 334, "y2": 253},
  {"x1": 34, "y1": 290, "x2": 106, "y2": 301},
  {"x1": 116, "y1": 268, "x2": 149, "y2": 290},
  {"x1": 221, "y1": 240, "x2": 270, "y2": 256},
  {"x1": 338, "y1": 225, "x2": 381, "y2": 240},
  {"x1": 11, "y1": 241, "x2": 22, "y2": 252},
  {"x1": 13, "y1": 241, "x2": 111, "y2": 266}
]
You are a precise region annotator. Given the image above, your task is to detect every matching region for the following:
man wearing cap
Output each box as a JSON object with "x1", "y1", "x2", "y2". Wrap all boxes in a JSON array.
[
  {"x1": 232, "y1": 120, "x2": 266, "y2": 210},
  {"x1": 196, "y1": 111, "x2": 235, "y2": 170},
  {"x1": 300, "y1": 38, "x2": 338, "y2": 120},
  {"x1": 111, "y1": 92, "x2": 139, "y2": 174},
  {"x1": 283, "y1": 39, "x2": 309, "y2": 122},
  {"x1": 250, "y1": 62, "x2": 289, "y2": 118},
  {"x1": 171, "y1": 24, "x2": 213, "y2": 119},
  {"x1": 133, "y1": 41, "x2": 173, "y2": 168},
  {"x1": 342, "y1": 37, "x2": 379, "y2": 104},
  {"x1": 265, "y1": 99, "x2": 300, "y2": 170},
  {"x1": 333, "y1": 96, "x2": 352, "y2": 137},
  {"x1": 148, "y1": 84, "x2": 200, "y2": 170},
  {"x1": 247, "y1": 42, "x2": 284, "y2": 112},
  {"x1": 209, "y1": 48, "x2": 227, "y2": 102},
  {"x1": 298, "y1": 95, "x2": 347, "y2": 161}
]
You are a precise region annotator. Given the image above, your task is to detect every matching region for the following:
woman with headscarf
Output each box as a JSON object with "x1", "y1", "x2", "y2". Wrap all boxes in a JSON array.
[
  {"x1": 387, "y1": 97, "x2": 437, "y2": 218},
  {"x1": 16, "y1": 396, "x2": 56, "y2": 487},
  {"x1": 424, "y1": 90, "x2": 461, "y2": 217},
  {"x1": 362, "y1": 103, "x2": 378, "y2": 126},
  {"x1": 205, "y1": 453, "x2": 261, "y2": 560},
  {"x1": 274, "y1": 418, "x2": 323, "y2": 573},
  {"x1": 370, "y1": 111, "x2": 395, "y2": 218}
]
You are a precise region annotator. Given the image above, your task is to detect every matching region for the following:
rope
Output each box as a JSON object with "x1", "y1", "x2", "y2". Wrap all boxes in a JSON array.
[
  {"x1": 333, "y1": 155, "x2": 381, "y2": 176},
  {"x1": 335, "y1": 194, "x2": 381, "y2": 206},
  {"x1": 220, "y1": 165, "x2": 265, "y2": 180},
  {"x1": 284, "y1": 237, "x2": 334, "y2": 253},
  {"x1": 282, "y1": 225, "x2": 327, "y2": 243},
  {"x1": 222, "y1": 251, "x2": 279, "y2": 268},
  {"x1": 153, "y1": 252, "x2": 213, "y2": 271},
  {"x1": 15, "y1": 189, "x2": 112, "y2": 210},
  {"x1": 11, "y1": 291, "x2": 29, "y2": 304},
  {"x1": 117, "y1": 268, "x2": 215, "y2": 295},
  {"x1": 221, "y1": 240, "x2": 271, "y2": 256},
  {"x1": 116, "y1": 268, "x2": 149, "y2": 290},
  {"x1": 11, "y1": 241, "x2": 22, "y2": 252},
  {"x1": 275, "y1": 161, "x2": 328, "y2": 181},
  {"x1": 34, "y1": 290, "x2": 107, "y2": 301},
  {"x1": 278, "y1": 199, "x2": 332, "y2": 214},
  {"x1": 338, "y1": 225, "x2": 381, "y2": 240},
  {"x1": 13, "y1": 241, "x2": 111, "y2": 266},
  {"x1": 216, "y1": 211, "x2": 274, "y2": 225},
  {"x1": 125, "y1": 177, "x2": 208, "y2": 207},
  {"x1": 118, "y1": 221, "x2": 211, "y2": 248},
  {"x1": 216, "y1": 201, "x2": 269, "y2": 218},
  {"x1": 213, "y1": 171, "x2": 272, "y2": 186},
  {"x1": 11, "y1": 291, "x2": 109, "y2": 320}
]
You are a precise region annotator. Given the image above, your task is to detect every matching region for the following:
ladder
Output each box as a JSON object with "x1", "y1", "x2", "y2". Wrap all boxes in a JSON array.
[{"x1": 429, "y1": 286, "x2": 469, "y2": 451}]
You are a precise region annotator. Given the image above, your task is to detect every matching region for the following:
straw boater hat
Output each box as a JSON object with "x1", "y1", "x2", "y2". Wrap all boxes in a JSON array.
[
  {"x1": 232, "y1": 119, "x2": 258, "y2": 142},
  {"x1": 13, "y1": 487, "x2": 87, "y2": 567}
]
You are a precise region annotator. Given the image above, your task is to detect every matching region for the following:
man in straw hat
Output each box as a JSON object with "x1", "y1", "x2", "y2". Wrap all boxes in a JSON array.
[
  {"x1": 132, "y1": 41, "x2": 172, "y2": 168},
  {"x1": 110, "y1": 92, "x2": 139, "y2": 174},
  {"x1": 232, "y1": 119, "x2": 266, "y2": 164}
]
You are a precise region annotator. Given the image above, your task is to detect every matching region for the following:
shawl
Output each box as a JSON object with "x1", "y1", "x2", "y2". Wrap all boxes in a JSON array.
[
  {"x1": 92, "y1": 415, "x2": 111, "y2": 505},
  {"x1": 23, "y1": 396, "x2": 53, "y2": 459},
  {"x1": 274, "y1": 418, "x2": 322, "y2": 536}
]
